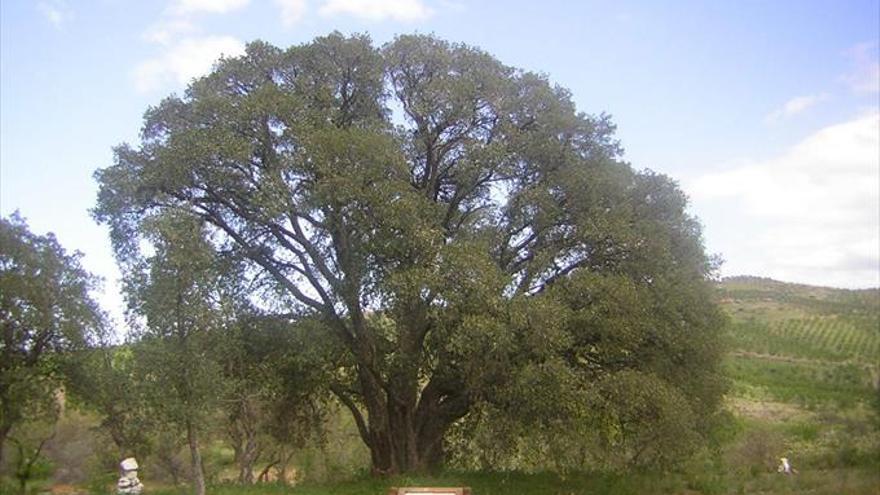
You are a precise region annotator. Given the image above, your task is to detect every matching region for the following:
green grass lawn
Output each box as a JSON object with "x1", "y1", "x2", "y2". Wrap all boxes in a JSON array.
[
  {"x1": 146, "y1": 471, "x2": 677, "y2": 495},
  {"x1": 142, "y1": 467, "x2": 880, "y2": 495}
]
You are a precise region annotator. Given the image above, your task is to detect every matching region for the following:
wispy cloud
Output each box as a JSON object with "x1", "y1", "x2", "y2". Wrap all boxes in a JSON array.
[
  {"x1": 143, "y1": 18, "x2": 197, "y2": 46},
  {"x1": 765, "y1": 93, "x2": 829, "y2": 123},
  {"x1": 37, "y1": 0, "x2": 71, "y2": 29},
  {"x1": 170, "y1": 0, "x2": 251, "y2": 15},
  {"x1": 275, "y1": 0, "x2": 308, "y2": 26},
  {"x1": 133, "y1": 0, "x2": 253, "y2": 92},
  {"x1": 319, "y1": 0, "x2": 433, "y2": 22},
  {"x1": 840, "y1": 42, "x2": 880, "y2": 94},
  {"x1": 689, "y1": 113, "x2": 880, "y2": 288},
  {"x1": 133, "y1": 36, "x2": 245, "y2": 93}
]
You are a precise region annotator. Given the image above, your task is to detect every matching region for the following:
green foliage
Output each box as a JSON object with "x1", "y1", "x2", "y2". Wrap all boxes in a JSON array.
[
  {"x1": 587, "y1": 370, "x2": 702, "y2": 469},
  {"x1": 64, "y1": 345, "x2": 155, "y2": 459},
  {"x1": 217, "y1": 314, "x2": 330, "y2": 484},
  {"x1": 0, "y1": 212, "x2": 104, "y2": 465},
  {"x1": 5, "y1": 415, "x2": 57, "y2": 495},
  {"x1": 120, "y1": 211, "x2": 231, "y2": 495},
  {"x1": 784, "y1": 421, "x2": 820, "y2": 442},
  {"x1": 448, "y1": 269, "x2": 726, "y2": 471},
  {"x1": 721, "y1": 276, "x2": 878, "y2": 412},
  {"x1": 5, "y1": 275, "x2": 873, "y2": 493},
  {"x1": 69, "y1": 211, "x2": 331, "y2": 490},
  {"x1": 146, "y1": 471, "x2": 686, "y2": 495},
  {"x1": 729, "y1": 317, "x2": 879, "y2": 363},
  {"x1": 94, "y1": 33, "x2": 725, "y2": 473}
]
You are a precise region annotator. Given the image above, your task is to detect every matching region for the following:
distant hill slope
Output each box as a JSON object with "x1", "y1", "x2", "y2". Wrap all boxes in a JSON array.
[
  {"x1": 718, "y1": 276, "x2": 879, "y2": 409},
  {"x1": 719, "y1": 276, "x2": 879, "y2": 365}
]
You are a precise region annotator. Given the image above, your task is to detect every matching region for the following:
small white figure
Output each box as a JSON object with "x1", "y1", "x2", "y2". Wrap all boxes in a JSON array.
[
  {"x1": 777, "y1": 457, "x2": 795, "y2": 475},
  {"x1": 117, "y1": 457, "x2": 144, "y2": 494}
]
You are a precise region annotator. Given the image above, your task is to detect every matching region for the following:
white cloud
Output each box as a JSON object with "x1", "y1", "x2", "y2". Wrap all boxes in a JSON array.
[
  {"x1": 143, "y1": 18, "x2": 197, "y2": 45},
  {"x1": 765, "y1": 93, "x2": 828, "y2": 123},
  {"x1": 170, "y1": 0, "x2": 251, "y2": 15},
  {"x1": 841, "y1": 42, "x2": 880, "y2": 94},
  {"x1": 38, "y1": 1, "x2": 70, "y2": 28},
  {"x1": 689, "y1": 113, "x2": 880, "y2": 288},
  {"x1": 275, "y1": 0, "x2": 308, "y2": 26},
  {"x1": 133, "y1": 36, "x2": 245, "y2": 93},
  {"x1": 319, "y1": 0, "x2": 433, "y2": 21},
  {"x1": 134, "y1": 0, "x2": 252, "y2": 93}
]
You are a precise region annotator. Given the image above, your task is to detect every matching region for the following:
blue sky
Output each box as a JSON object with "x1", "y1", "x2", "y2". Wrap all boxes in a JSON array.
[{"x1": 1, "y1": 0, "x2": 878, "y2": 325}]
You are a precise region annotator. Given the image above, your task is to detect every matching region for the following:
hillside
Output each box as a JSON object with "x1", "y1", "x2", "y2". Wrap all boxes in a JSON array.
[
  {"x1": 717, "y1": 276, "x2": 879, "y2": 493},
  {"x1": 720, "y1": 276, "x2": 879, "y2": 402},
  {"x1": 720, "y1": 276, "x2": 879, "y2": 364}
]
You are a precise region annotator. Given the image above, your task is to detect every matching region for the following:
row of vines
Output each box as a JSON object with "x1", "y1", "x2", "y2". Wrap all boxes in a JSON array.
[{"x1": 731, "y1": 316, "x2": 879, "y2": 364}]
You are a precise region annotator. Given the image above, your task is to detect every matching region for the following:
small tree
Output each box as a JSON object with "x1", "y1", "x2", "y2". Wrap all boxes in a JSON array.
[
  {"x1": 219, "y1": 314, "x2": 328, "y2": 484},
  {"x1": 125, "y1": 211, "x2": 226, "y2": 495},
  {"x1": 64, "y1": 344, "x2": 154, "y2": 460},
  {"x1": 7, "y1": 414, "x2": 56, "y2": 495},
  {"x1": 0, "y1": 213, "x2": 103, "y2": 465}
]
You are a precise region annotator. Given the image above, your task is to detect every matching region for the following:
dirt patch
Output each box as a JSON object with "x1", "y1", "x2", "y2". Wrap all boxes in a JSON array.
[
  {"x1": 729, "y1": 350, "x2": 877, "y2": 371},
  {"x1": 727, "y1": 397, "x2": 810, "y2": 422},
  {"x1": 48, "y1": 484, "x2": 89, "y2": 495}
]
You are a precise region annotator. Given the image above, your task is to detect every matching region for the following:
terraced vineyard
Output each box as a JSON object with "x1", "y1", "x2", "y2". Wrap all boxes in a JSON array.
[
  {"x1": 722, "y1": 276, "x2": 879, "y2": 362},
  {"x1": 774, "y1": 317, "x2": 880, "y2": 362},
  {"x1": 731, "y1": 316, "x2": 880, "y2": 363}
]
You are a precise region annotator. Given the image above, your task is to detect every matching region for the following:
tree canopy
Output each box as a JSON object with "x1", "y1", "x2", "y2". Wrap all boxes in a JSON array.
[
  {"x1": 0, "y1": 213, "x2": 104, "y2": 465},
  {"x1": 95, "y1": 32, "x2": 726, "y2": 474}
]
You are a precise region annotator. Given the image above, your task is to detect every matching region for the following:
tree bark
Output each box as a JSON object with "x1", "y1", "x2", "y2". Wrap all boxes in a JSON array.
[
  {"x1": 362, "y1": 399, "x2": 461, "y2": 474},
  {"x1": 237, "y1": 429, "x2": 259, "y2": 484},
  {"x1": 229, "y1": 397, "x2": 260, "y2": 484},
  {"x1": 347, "y1": 361, "x2": 469, "y2": 475},
  {"x1": 186, "y1": 421, "x2": 206, "y2": 495},
  {"x1": 0, "y1": 422, "x2": 10, "y2": 466},
  {"x1": 0, "y1": 377, "x2": 15, "y2": 467},
  {"x1": 330, "y1": 293, "x2": 472, "y2": 475}
]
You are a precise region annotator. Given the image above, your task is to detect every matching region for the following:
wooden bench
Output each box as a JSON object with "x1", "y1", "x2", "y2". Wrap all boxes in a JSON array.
[{"x1": 388, "y1": 488, "x2": 472, "y2": 495}]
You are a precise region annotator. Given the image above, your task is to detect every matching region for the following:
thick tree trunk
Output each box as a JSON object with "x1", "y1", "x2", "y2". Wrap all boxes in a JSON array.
[
  {"x1": 330, "y1": 296, "x2": 472, "y2": 475},
  {"x1": 186, "y1": 422, "x2": 206, "y2": 495},
  {"x1": 347, "y1": 362, "x2": 468, "y2": 475},
  {"x1": 363, "y1": 399, "x2": 458, "y2": 474}
]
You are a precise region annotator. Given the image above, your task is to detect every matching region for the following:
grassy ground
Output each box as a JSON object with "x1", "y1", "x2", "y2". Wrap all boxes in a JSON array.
[{"x1": 140, "y1": 467, "x2": 880, "y2": 495}]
